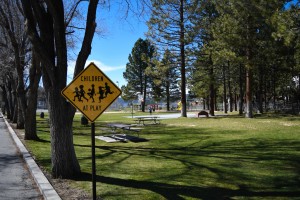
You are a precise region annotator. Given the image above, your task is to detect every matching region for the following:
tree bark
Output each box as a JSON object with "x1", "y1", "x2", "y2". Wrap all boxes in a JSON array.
[
  {"x1": 257, "y1": 67, "x2": 264, "y2": 114},
  {"x1": 0, "y1": 85, "x2": 8, "y2": 115},
  {"x1": 166, "y1": 81, "x2": 170, "y2": 111},
  {"x1": 3, "y1": 75, "x2": 14, "y2": 121},
  {"x1": 142, "y1": 78, "x2": 147, "y2": 112},
  {"x1": 239, "y1": 64, "x2": 244, "y2": 115},
  {"x1": 15, "y1": 50, "x2": 26, "y2": 129},
  {"x1": 16, "y1": 101, "x2": 24, "y2": 129},
  {"x1": 24, "y1": 50, "x2": 41, "y2": 140},
  {"x1": 209, "y1": 65, "x2": 215, "y2": 116},
  {"x1": 245, "y1": 68, "x2": 253, "y2": 118},
  {"x1": 12, "y1": 99, "x2": 18, "y2": 123},
  {"x1": 227, "y1": 62, "x2": 233, "y2": 112},
  {"x1": 180, "y1": 0, "x2": 187, "y2": 117},
  {"x1": 48, "y1": 88, "x2": 80, "y2": 178},
  {"x1": 222, "y1": 65, "x2": 227, "y2": 114}
]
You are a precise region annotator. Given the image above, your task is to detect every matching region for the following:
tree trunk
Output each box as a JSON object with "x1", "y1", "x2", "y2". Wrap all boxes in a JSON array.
[
  {"x1": 142, "y1": 79, "x2": 147, "y2": 112},
  {"x1": 48, "y1": 88, "x2": 80, "y2": 178},
  {"x1": 24, "y1": 102, "x2": 38, "y2": 140},
  {"x1": 21, "y1": 0, "x2": 99, "y2": 178},
  {"x1": 16, "y1": 101, "x2": 24, "y2": 129},
  {"x1": 16, "y1": 82, "x2": 26, "y2": 129},
  {"x1": 264, "y1": 81, "x2": 268, "y2": 111},
  {"x1": 227, "y1": 62, "x2": 233, "y2": 112},
  {"x1": 15, "y1": 51, "x2": 27, "y2": 129},
  {"x1": 13, "y1": 99, "x2": 18, "y2": 123},
  {"x1": 209, "y1": 82, "x2": 215, "y2": 116},
  {"x1": 271, "y1": 66, "x2": 276, "y2": 110},
  {"x1": 239, "y1": 64, "x2": 244, "y2": 115},
  {"x1": 209, "y1": 68, "x2": 215, "y2": 116},
  {"x1": 245, "y1": 68, "x2": 253, "y2": 118},
  {"x1": 180, "y1": 0, "x2": 187, "y2": 117},
  {"x1": 166, "y1": 82, "x2": 170, "y2": 111},
  {"x1": 1, "y1": 85, "x2": 9, "y2": 118},
  {"x1": 257, "y1": 66, "x2": 264, "y2": 114},
  {"x1": 222, "y1": 65, "x2": 227, "y2": 114},
  {"x1": 1, "y1": 85, "x2": 7, "y2": 115},
  {"x1": 24, "y1": 50, "x2": 42, "y2": 140},
  {"x1": 5, "y1": 80, "x2": 14, "y2": 120},
  {"x1": 234, "y1": 92, "x2": 237, "y2": 111}
]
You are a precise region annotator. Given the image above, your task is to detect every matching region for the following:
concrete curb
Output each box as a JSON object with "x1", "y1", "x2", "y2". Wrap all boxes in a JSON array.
[{"x1": 1, "y1": 113, "x2": 61, "y2": 200}]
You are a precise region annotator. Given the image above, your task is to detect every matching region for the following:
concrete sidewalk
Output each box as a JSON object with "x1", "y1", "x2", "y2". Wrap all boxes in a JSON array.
[{"x1": 0, "y1": 112, "x2": 61, "y2": 200}]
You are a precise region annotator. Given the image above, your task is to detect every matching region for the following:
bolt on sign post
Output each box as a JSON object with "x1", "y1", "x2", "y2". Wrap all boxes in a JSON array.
[{"x1": 61, "y1": 62, "x2": 121, "y2": 200}]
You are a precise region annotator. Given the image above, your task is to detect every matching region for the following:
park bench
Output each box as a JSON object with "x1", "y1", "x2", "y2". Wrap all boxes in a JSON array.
[{"x1": 197, "y1": 111, "x2": 209, "y2": 118}]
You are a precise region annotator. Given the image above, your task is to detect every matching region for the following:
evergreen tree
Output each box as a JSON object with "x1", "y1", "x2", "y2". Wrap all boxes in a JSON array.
[
  {"x1": 190, "y1": 0, "x2": 219, "y2": 115},
  {"x1": 148, "y1": 49, "x2": 180, "y2": 111},
  {"x1": 147, "y1": 0, "x2": 197, "y2": 117},
  {"x1": 272, "y1": 3, "x2": 300, "y2": 105},
  {"x1": 210, "y1": 0, "x2": 289, "y2": 117},
  {"x1": 123, "y1": 38, "x2": 155, "y2": 112}
]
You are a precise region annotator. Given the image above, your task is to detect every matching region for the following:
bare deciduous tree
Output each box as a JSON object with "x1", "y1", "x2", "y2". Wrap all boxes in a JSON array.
[{"x1": 21, "y1": 0, "x2": 99, "y2": 178}]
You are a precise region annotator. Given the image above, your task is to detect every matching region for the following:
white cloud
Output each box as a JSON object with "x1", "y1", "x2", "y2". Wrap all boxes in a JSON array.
[
  {"x1": 86, "y1": 60, "x2": 125, "y2": 72},
  {"x1": 67, "y1": 59, "x2": 125, "y2": 80}
]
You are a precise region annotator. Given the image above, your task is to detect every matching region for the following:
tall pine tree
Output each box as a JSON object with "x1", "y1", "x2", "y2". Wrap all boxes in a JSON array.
[
  {"x1": 147, "y1": 0, "x2": 198, "y2": 117},
  {"x1": 123, "y1": 38, "x2": 155, "y2": 112}
]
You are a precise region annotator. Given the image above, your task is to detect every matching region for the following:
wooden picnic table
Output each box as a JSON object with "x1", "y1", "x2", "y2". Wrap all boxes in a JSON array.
[{"x1": 133, "y1": 116, "x2": 160, "y2": 125}]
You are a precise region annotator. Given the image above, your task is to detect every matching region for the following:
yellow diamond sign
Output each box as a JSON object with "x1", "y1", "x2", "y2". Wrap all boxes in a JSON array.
[{"x1": 61, "y1": 62, "x2": 122, "y2": 122}]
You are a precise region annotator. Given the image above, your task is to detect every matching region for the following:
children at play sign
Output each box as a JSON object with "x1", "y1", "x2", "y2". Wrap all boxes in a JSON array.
[{"x1": 61, "y1": 62, "x2": 121, "y2": 122}]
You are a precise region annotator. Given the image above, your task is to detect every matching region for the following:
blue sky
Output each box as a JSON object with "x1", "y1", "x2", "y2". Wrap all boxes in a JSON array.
[
  {"x1": 67, "y1": 0, "x2": 299, "y2": 87},
  {"x1": 68, "y1": 3, "x2": 148, "y2": 87},
  {"x1": 89, "y1": 19, "x2": 147, "y2": 87}
]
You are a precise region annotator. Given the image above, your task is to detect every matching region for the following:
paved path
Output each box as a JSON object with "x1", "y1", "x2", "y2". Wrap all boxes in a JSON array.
[{"x1": 0, "y1": 116, "x2": 43, "y2": 200}]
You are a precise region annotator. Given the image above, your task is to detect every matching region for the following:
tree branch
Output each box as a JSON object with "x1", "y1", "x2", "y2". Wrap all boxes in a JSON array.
[{"x1": 74, "y1": 0, "x2": 99, "y2": 77}]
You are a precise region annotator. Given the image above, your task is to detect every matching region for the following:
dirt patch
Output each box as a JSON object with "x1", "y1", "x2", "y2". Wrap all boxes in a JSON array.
[{"x1": 42, "y1": 171, "x2": 91, "y2": 200}]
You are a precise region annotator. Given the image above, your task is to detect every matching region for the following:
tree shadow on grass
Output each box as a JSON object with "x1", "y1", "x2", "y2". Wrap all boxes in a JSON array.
[
  {"x1": 72, "y1": 137, "x2": 300, "y2": 199},
  {"x1": 73, "y1": 172, "x2": 300, "y2": 200},
  {"x1": 37, "y1": 129, "x2": 50, "y2": 134},
  {"x1": 35, "y1": 138, "x2": 50, "y2": 143},
  {"x1": 69, "y1": 123, "x2": 300, "y2": 199}
]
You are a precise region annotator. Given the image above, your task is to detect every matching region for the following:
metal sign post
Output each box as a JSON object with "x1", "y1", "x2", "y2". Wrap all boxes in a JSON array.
[
  {"x1": 91, "y1": 122, "x2": 96, "y2": 200},
  {"x1": 61, "y1": 62, "x2": 121, "y2": 200}
]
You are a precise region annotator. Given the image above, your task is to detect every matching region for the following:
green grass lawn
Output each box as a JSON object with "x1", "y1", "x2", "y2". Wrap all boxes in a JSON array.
[{"x1": 26, "y1": 112, "x2": 300, "y2": 200}]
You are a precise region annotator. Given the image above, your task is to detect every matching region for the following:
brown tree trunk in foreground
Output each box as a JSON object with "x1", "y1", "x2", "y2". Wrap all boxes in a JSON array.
[{"x1": 48, "y1": 88, "x2": 80, "y2": 177}]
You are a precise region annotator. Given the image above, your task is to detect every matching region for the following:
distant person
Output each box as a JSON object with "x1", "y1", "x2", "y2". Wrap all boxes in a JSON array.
[{"x1": 149, "y1": 106, "x2": 152, "y2": 115}]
